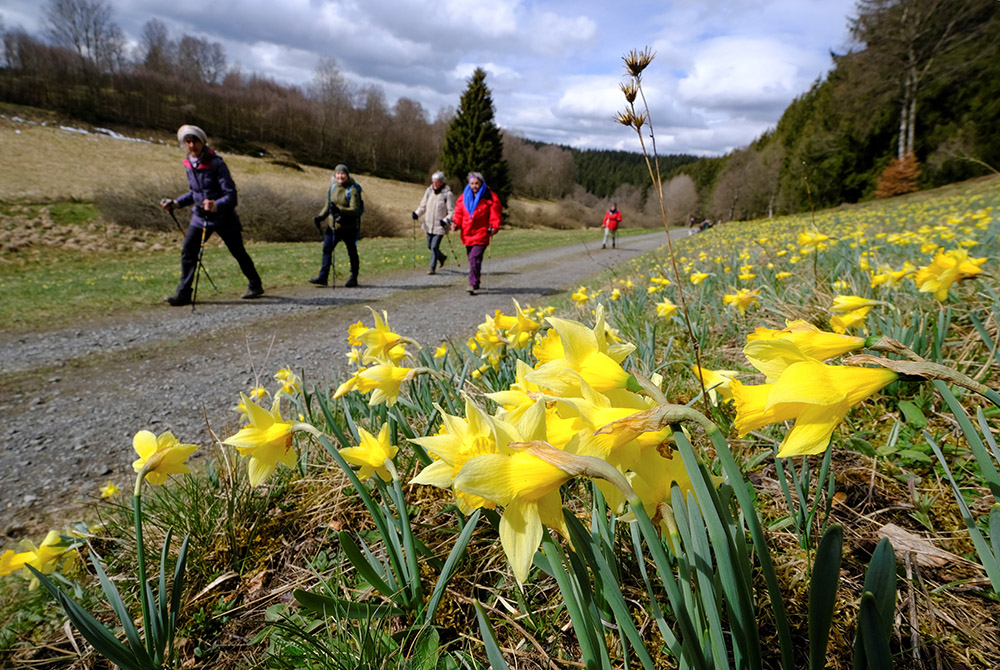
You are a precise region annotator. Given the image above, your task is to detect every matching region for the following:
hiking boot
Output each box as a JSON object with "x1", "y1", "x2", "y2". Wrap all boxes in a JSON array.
[
  {"x1": 427, "y1": 268, "x2": 436, "y2": 275},
  {"x1": 242, "y1": 287, "x2": 264, "y2": 299},
  {"x1": 601, "y1": 244, "x2": 606, "y2": 249},
  {"x1": 165, "y1": 293, "x2": 191, "y2": 307},
  {"x1": 307, "y1": 276, "x2": 328, "y2": 286},
  {"x1": 439, "y1": 254, "x2": 447, "y2": 268},
  {"x1": 344, "y1": 276, "x2": 358, "y2": 288},
  {"x1": 467, "y1": 287, "x2": 476, "y2": 295}
]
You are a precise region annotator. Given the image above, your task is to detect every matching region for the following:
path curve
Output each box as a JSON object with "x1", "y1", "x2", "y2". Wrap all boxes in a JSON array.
[{"x1": 0, "y1": 231, "x2": 677, "y2": 535}]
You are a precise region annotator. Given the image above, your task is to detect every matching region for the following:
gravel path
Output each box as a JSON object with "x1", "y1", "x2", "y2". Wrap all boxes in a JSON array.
[{"x1": 0, "y1": 231, "x2": 674, "y2": 536}]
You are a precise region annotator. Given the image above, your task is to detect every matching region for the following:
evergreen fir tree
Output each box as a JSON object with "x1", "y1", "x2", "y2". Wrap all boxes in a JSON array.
[{"x1": 441, "y1": 67, "x2": 512, "y2": 205}]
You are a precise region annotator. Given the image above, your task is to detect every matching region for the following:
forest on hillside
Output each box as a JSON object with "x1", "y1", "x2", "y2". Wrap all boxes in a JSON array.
[
  {"x1": 669, "y1": 0, "x2": 1000, "y2": 223},
  {"x1": 2, "y1": 0, "x2": 998, "y2": 221},
  {"x1": 0, "y1": 2, "x2": 684, "y2": 205}
]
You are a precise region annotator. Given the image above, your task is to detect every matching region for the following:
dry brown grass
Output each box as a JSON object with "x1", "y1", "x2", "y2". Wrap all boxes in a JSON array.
[
  {"x1": 0, "y1": 117, "x2": 613, "y2": 238},
  {"x1": 0, "y1": 118, "x2": 426, "y2": 226}
]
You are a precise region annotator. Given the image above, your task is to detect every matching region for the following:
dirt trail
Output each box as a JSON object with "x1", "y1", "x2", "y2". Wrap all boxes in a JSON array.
[{"x1": 0, "y1": 231, "x2": 676, "y2": 536}]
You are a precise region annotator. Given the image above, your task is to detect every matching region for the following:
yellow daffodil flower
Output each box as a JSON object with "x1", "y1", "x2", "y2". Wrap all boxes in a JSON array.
[
  {"x1": 340, "y1": 424, "x2": 398, "y2": 482},
  {"x1": 870, "y1": 262, "x2": 915, "y2": 289},
  {"x1": 775, "y1": 271, "x2": 793, "y2": 280},
  {"x1": 354, "y1": 363, "x2": 420, "y2": 407},
  {"x1": 222, "y1": 394, "x2": 298, "y2": 487},
  {"x1": 914, "y1": 248, "x2": 986, "y2": 301},
  {"x1": 691, "y1": 365, "x2": 740, "y2": 404},
  {"x1": 723, "y1": 288, "x2": 760, "y2": 315},
  {"x1": 830, "y1": 295, "x2": 877, "y2": 314},
  {"x1": 505, "y1": 300, "x2": 542, "y2": 349},
  {"x1": 571, "y1": 287, "x2": 589, "y2": 303},
  {"x1": 454, "y1": 406, "x2": 573, "y2": 583},
  {"x1": 410, "y1": 399, "x2": 507, "y2": 513},
  {"x1": 830, "y1": 307, "x2": 872, "y2": 334},
  {"x1": 249, "y1": 385, "x2": 269, "y2": 403},
  {"x1": 622, "y1": 448, "x2": 697, "y2": 532},
  {"x1": 132, "y1": 430, "x2": 198, "y2": 486},
  {"x1": 527, "y1": 316, "x2": 637, "y2": 395},
  {"x1": 690, "y1": 272, "x2": 710, "y2": 284},
  {"x1": 610, "y1": 288, "x2": 621, "y2": 301},
  {"x1": 434, "y1": 342, "x2": 448, "y2": 358},
  {"x1": 3, "y1": 531, "x2": 79, "y2": 589},
  {"x1": 656, "y1": 299, "x2": 678, "y2": 319},
  {"x1": 274, "y1": 368, "x2": 302, "y2": 395},
  {"x1": 99, "y1": 481, "x2": 120, "y2": 498},
  {"x1": 731, "y1": 359, "x2": 897, "y2": 457},
  {"x1": 745, "y1": 320, "x2": 864, "y2": 381}
]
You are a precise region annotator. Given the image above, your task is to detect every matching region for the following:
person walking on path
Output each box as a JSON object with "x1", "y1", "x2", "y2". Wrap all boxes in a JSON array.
[
  {"x1": 601, "y1": 202, "x2": 622, "y2": 249},
  {"x1": 412, "y1": 171, "x2": 455, "y2": 275},
  {"x1": 451, "y1": 172, "x2": 502, "y2": 295},
  {"x1": 309, "y1": 164, "x2": 363, "y2": 288},
  {"x1": 160, "y1": 125, "x2": 263, "y2": 306}
]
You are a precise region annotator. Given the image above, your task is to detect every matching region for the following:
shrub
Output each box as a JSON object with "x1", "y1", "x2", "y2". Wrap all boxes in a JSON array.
[
  {"x1": 875, "y1": 152, "x2": 920, "y2": 199},
  {"x1": 96, "y1": 181, "x2": 403, "y2": 241}
]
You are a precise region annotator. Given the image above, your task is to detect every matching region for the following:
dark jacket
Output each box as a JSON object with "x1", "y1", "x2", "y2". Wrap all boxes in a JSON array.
[
  {"x1": 317, "y1": 177, "x2": 363, "y2": 230},
  {"x1": 174, "y1": 149, "x2": 240, "y2": 229}
]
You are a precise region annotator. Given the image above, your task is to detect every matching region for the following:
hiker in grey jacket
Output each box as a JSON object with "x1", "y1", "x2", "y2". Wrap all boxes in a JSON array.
[{"x1": 411, "y1": 171, "x2": 455, "y2": 274}]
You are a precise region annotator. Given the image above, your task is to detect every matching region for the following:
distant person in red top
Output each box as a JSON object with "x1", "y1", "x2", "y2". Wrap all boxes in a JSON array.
[
  {"x1": 451, "y1": 171, "x2": 502, "y2": 295},
  {"x1": 601, "y1": 202, "x2": 622, "y2": 249}
]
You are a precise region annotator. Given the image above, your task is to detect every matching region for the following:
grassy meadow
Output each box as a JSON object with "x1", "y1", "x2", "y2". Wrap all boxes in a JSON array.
[
  {"x1": 0, "y1": 116, "x2": 646, "y2": 334},
  {"x1": 3, "y1": 109, "x2": 1000, "y2": 669}
]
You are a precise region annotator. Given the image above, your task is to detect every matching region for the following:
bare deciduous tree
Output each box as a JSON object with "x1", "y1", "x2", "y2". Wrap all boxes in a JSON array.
[
  {"x1": 139, "y1": 18, "x2": 173, "y2": 73},
  {"x1": 663, "y1": 174, "x2": 698, "y2": 226},
  {"x1": 176, "y1": 34, "x2": 227, "y2": 84},
  {"x1": 43, "y1": 0, "x2": 123, "y2": 71}
]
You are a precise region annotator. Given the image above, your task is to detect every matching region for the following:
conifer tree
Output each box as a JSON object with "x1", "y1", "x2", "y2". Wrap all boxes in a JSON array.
[{"x1": 441, "y1": 67, "x2": 511, "y2": 205}]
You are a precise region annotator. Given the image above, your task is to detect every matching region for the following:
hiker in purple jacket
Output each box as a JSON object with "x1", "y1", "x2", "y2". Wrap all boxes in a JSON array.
[{"x1": 160, "y1": 124, "x2": 263, "y2": 306}]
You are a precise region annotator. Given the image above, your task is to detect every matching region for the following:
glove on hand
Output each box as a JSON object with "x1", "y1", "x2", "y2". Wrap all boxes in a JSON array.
[
  {"x1": 411, "y1": 211, "x2": 419, "y2": 221},
  {"x1": 488, "y1": 227, "x2": 498, "y2": 236},
  {"x1": 439, "y1": 219, "x2": 447, "y2": 228},
  {"x1": 313, "y1": 216, "x2": 324, "y2": 232}
]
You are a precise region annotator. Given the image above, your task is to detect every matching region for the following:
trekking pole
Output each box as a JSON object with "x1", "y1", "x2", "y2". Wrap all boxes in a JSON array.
[
  {"x1": 444, "y1": 229, "x2": 462, "y2": 268},
  {"x1": 163, "y1": 202, "x2": 218, "y2": 293},
  {"x1": 191, "y1": 225, "x2": 208, "y2": 312},
  {"x1": 411, "y1": 216, "x2": 417, "y2": 268}
]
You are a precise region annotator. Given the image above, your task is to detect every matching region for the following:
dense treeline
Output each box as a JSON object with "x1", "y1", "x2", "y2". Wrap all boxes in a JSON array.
[
  {"x1": 0, "y1": 22, "x2": 445, "y2": 182},
  {"x1": 0, "y1": 2, "x2": 692, "y2": 205},
  {"x1": 573, "y1": 149, "x2": 699, "y2": 200},
  {"x1": 675, "y1": 0, "x2": 1000, "y2": 221}
]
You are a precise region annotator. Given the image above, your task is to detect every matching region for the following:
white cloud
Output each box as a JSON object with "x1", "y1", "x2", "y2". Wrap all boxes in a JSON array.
[{"x1": 2, "y1": 0, "x2": 860, "y2": 155}]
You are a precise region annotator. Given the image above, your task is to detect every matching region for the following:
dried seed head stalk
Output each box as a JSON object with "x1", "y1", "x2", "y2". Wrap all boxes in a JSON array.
[
  {"x1": 623, "y1": 47, "x2": 655, "y2": 78},
  {"x1": 617, "y1": 47, "x2": 710, "y2": 413}
]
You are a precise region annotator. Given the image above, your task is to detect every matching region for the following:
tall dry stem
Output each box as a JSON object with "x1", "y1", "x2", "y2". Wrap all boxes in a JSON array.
[{"x1": 618, "y1": 47, "x2": 709, "y2": 413}]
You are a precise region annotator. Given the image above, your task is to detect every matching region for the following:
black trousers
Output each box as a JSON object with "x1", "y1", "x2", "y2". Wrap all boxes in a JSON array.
[
  {"x1": 176, "y1": 223, "x2": 261, "y2": 297},
  {"x1": 317, "y1": 224, "x2": 359, "y2": 281}
]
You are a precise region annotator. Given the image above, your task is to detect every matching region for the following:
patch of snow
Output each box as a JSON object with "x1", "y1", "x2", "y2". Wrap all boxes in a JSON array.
[
  {"x1": 94, "y1": 127, "x2": 151, "y2": 143},
  {"x1": 60, "y1": 125, "x2": 89, "y2": 135}
]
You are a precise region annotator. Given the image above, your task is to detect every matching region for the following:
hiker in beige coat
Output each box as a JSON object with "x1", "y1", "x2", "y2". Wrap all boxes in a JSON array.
[{"x1": 412, "y1": 171, "x2": 455, "y2": 274}]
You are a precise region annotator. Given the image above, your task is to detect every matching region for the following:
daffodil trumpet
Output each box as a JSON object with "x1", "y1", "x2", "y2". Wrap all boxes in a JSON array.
[{"x1": 514, "y1": 440, "x2": 638, "y2": 506}]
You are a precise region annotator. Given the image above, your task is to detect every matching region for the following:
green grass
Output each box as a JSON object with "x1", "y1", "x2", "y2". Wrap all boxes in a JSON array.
[{"x1": 0, "y1": 225, "x2": 658, "y2": 333}]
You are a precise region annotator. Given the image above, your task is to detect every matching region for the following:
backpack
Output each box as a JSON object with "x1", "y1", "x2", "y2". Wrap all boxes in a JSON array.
[{"x1": 329, "y1": 181, "x2": 364, "y2": 239}]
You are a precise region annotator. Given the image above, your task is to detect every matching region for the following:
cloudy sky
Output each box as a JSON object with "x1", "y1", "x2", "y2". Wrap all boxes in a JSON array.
[{"x1": 2, "y1": 0, "x2": 860, "y2": 156}]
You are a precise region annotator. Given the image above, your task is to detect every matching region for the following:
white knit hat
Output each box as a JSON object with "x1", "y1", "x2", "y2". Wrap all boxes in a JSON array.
[{"x1": 176, "y1": 124, "x2": 208, "y2": 146}]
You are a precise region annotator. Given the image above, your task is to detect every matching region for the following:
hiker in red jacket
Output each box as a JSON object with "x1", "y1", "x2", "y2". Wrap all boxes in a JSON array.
[
  {"x1": 601, "y1": 202, "x2": 622, "y2": 249},
  {"x1": 451, "y1": 172, "x2": 502, "y2": 295}
]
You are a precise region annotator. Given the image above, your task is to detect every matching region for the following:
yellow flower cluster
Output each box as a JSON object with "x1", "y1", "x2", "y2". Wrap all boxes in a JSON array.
[
  {"x1": 334, "y1": 308, "x2": 420, "y2": 407},
  {"x1": 410, "y1": 304, "x2": 696, "y2": 583},
  {"x1": 731, "y1": 321, "x2": 895, "y2": 457}
]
